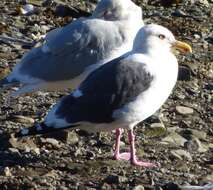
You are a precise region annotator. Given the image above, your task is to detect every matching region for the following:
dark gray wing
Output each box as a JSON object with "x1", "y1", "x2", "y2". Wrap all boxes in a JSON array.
[
  {"x1": 13, "y1": 18, "x2": 125, "y2": 82},
  {"x1": 55, "y1": 56, "x2": 154, "y2": 124}
]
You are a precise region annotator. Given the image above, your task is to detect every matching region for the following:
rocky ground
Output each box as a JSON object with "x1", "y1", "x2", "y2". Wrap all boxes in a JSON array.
[{"x1": 0, "y1": 0, "x2": 212, "y2": 189}]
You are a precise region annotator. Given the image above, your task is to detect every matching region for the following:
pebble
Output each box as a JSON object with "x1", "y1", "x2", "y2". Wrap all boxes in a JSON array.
[
  {"x1": 3, "y1": 167, "x2": 12, "y2": 177},
  {"x1": 66, "y1": 131, "x2": 79, "y2": 145},
  {"x1": 133, "y1": 185, "x2": 145, "y2": 190},
  {"x1": 105, "y1": 174, "x2": 120, "y2": 184},
  {"x1": 172, "y1": 9, "x2": 187, "y2": 17},
  {"x1": 9, "y1": 115, "x2": 35, "y2": 124},
  {"x1": 19, "y1": 4, "x2": 35, "y2": 15},
  {"x1": 176, "y1": 106, "x2": 194, "y2": 115},
  {"x1": 170, "y1": 149, "x2": 192, "y2": 161}
]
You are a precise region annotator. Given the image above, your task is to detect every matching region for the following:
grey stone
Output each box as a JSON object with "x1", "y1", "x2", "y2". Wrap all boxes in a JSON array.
[
  {"x1": 161, "y1": 132, "x2": 187, "y2": 147},
  {"x1": 176, "y1": 106, "x2": 194, "y2": 115},
  {"x1": 171, "y1": 149, "x2": 192, "y2": 161}
]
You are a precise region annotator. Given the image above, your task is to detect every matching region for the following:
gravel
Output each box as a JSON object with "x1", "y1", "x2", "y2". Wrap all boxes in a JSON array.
[{"x1": 0, "y1": 0, "x2": 212, "y2": 189}]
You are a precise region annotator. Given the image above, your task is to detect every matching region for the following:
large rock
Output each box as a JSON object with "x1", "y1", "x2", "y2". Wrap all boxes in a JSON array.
[{"x1": 161, "y1": 132, "x2": 187, "y2": 147}]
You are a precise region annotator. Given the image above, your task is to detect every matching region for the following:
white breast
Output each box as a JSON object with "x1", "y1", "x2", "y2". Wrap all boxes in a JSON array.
[{"x1": 113, "y1": 53, "x2": 178, "y2": 124}]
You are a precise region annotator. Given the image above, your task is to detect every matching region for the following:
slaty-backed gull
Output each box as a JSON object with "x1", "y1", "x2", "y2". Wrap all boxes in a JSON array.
[{"x1": 15, "y1": 24, "x2": 192, "y2": 166}]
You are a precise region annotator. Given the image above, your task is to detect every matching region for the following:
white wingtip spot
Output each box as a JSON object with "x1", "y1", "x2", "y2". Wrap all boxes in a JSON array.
[
  {"x1": 21, "y1": 128, "x2": 29, "y2": 135},
  {"x1": 72, "y1": 89, "x2": 83, "y2": 98}
]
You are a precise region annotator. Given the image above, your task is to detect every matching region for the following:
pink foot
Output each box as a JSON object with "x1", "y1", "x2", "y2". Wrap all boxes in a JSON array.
[
  {"x1": 131, "y1": 158, "x2": 157, "y2": 167},
  {"x1": 114, "y1": 152, "x2": 131, "y2": 161}
]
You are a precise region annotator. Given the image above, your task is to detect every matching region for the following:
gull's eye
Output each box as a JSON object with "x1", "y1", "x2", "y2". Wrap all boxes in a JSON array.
[{"x1": 158, "y1": 34, "x2": 165, "y2": 40}]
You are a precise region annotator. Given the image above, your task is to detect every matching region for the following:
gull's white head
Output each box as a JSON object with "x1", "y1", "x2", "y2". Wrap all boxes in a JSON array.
[
  {"x1": 133, "y1": 24, "x2": 192, "y2": 55},
  {"x1": 92, "y1": 0, "x2": 142, "y2": 21}
]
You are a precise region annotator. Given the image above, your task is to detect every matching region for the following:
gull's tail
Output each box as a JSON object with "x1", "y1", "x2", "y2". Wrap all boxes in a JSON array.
[{"x1": 14, "y1": 122, "x2": 79, "y2": 138}]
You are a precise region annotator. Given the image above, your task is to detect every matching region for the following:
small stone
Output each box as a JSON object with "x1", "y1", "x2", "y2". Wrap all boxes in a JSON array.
[
  {"x1": 43, "y1": 130, "x2": 79, "y2": 145},
  {"x1": 66, "y1": 131, "x2": 79, "y2": 145},
  {"x1": 32, "y1": 147, "x2": 40, "y2": 155},
  {"x1": 194, "y1": 34, "x2": 201, "y2": 39},
  {"x1": 178, "y1": 66, "x2": 191, "y2": 81},
  {"x1": 161, "y1": 132, "x2": 187, "y2": 147},
  {"x1": 27, "y1": 0, "x2": 43, "y2": 6},
  {"x1": 133, "y1": 185, "x2": 145, "y2": 190},
  {"x1": 172, "y1": 9, "x2": 187, "y2": 17},
  {"x1": 8, "y1": 148, "x2": 20, "y2": 154},
  {"x1": 10, "y1": 115, "x2": 35, "y2": 124},
  {"x1": 176, "y1": 106, "x2": 194, "y2": 115},
  {"x1": 105, "y1": 174, "x2": 119, "y2": 184},
  {"x1": 171, "y1": 149, "x2": 192, "y2": 161},
  {"x1": 19, "y1": 4, "x2": 35, "y2": 15},
  {"x1": 3, "y1": 167, "x2": 12, "y2": 177}
]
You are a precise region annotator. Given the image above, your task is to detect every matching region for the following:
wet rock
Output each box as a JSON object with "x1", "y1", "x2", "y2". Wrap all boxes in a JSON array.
[
  {"x1": 176, "y1": 106, "x2": 194, "y2": 115},
  {"x1": 170, "y1": 149, "x2": 192, "y2": 161},
  {"x1": 161, "y1": 132, "x2": 187, "y2": 147}
]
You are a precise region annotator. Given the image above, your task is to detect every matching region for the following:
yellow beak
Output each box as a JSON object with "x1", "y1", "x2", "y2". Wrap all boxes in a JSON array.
[{"x1": 172, "y1": 41, "x2": 192, "y2": 54}]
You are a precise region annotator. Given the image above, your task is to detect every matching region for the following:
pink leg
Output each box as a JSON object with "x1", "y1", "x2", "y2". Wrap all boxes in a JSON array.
[
  {"x1": 128, "y1": 129, "x2": 157, "y2": 167},
  {"x1": 113, "y1": 128, "x2": 130, "y2": 161}
]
